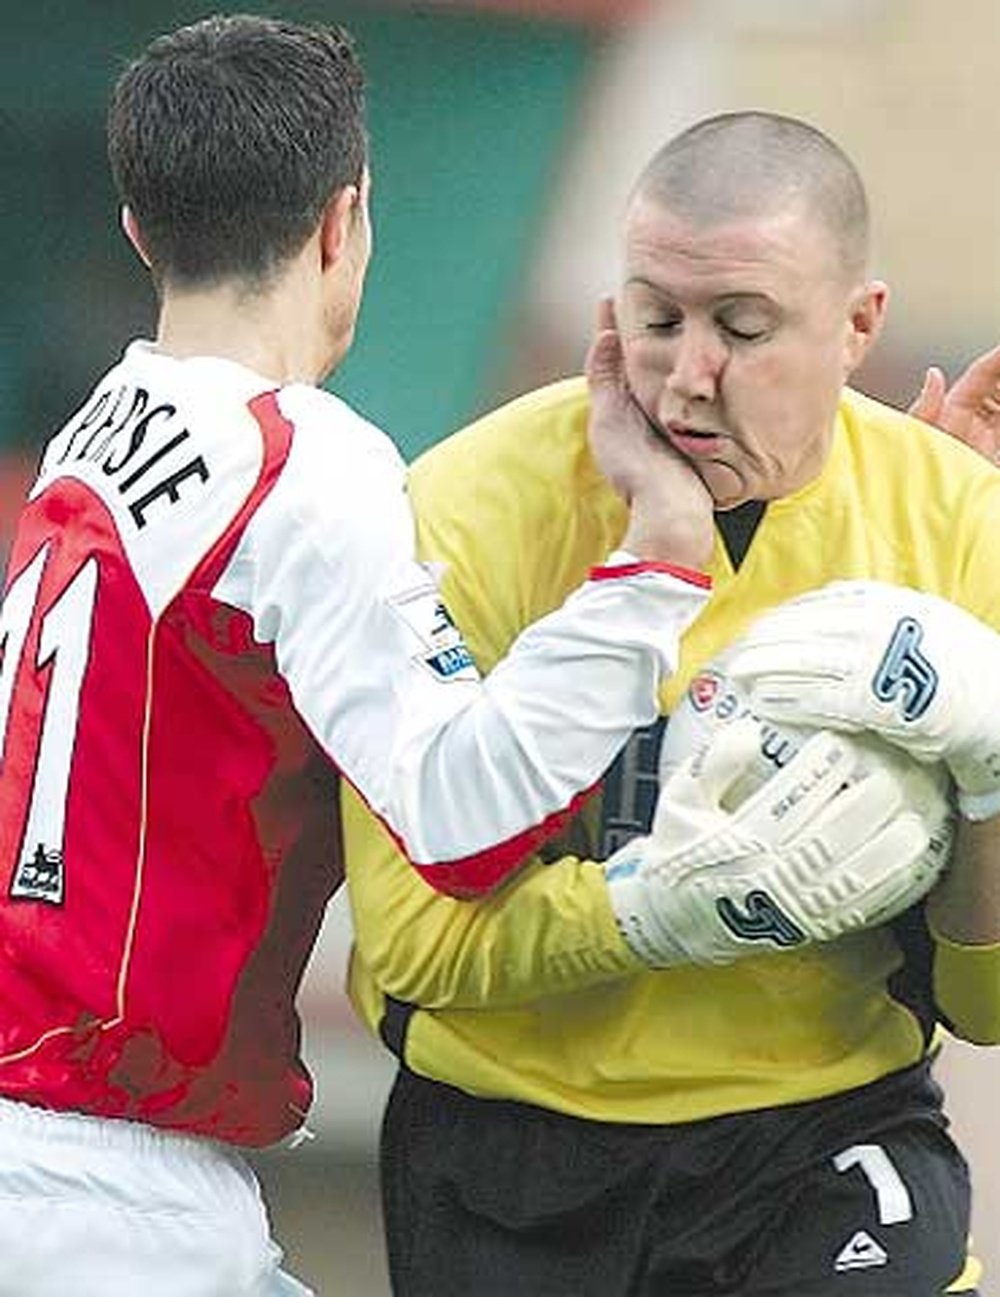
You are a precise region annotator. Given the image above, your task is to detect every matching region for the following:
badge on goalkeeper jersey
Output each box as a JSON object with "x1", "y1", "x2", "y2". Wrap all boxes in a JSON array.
[{"x1": 665, "y1": 657, "x2": 804, "y2": 809}]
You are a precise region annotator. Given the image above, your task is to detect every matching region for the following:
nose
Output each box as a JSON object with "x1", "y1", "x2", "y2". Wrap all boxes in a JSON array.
[{"x1": 665, "y1": 325, "x2": 725, "y2": 403}]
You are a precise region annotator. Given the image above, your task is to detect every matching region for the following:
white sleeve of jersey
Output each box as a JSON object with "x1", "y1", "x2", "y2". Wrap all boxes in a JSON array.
[{"x1": 214, "y1": 386, "x2": 710, "y2": 890}]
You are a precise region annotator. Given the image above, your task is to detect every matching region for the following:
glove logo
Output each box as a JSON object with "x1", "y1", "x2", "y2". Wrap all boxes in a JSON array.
[
  {"x1": 871, "y1": 617, "x2": 938, "y2": 721},
  {"x1": 715, "y1": 890, "x2": 806, "y2": 948},
  {"x1": 689, "y1": 672, "x2": 722, "y2": 711}
]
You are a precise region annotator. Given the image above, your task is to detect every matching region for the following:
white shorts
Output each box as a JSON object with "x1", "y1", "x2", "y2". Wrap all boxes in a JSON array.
[{"x1": 0, "y1": 1096, "x2": 315, "y2": 1296}]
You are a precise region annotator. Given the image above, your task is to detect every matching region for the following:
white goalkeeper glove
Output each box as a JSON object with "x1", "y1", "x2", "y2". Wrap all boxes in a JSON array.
[
  {"x1": 727, "y1": 580, "x2": 1000, "y2": 821},
  {"x1": 604, "y1": 719, "x2": 952, "y2": 967}
]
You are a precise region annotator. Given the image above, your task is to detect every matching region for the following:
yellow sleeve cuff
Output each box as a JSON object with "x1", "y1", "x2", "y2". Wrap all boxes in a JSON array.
[{"x1": 931, "y1": 926, "x2": 1000, "y2": 1045}]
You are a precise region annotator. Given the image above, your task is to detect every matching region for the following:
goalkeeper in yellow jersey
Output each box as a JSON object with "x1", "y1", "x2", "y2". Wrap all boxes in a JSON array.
[{"x1": 345, "y1": 111, "x2": 1000, "y2": 1295}]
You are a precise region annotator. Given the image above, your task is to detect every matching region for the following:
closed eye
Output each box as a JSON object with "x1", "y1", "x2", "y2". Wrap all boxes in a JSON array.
[
  {"x1": 721, "y1": 323, "x2": 770, "y2": 342},
  {"x1": 643, "y1": 318, "x2": 682, "y2": 334}
]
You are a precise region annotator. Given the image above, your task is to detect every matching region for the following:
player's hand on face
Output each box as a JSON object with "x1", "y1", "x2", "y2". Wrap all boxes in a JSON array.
[
  {"x1": 586, "y1": 296, "x2": 714, "y2": 570},
  {"x1": 727, "y1": 580, "x2": 1000, "y2": 822},
  {"x1": 602, "y1": 717, "x2": 951, "y2": 968},
  {"x1": 909, "y1": 344, "x2": 1000, "y2": 466}
]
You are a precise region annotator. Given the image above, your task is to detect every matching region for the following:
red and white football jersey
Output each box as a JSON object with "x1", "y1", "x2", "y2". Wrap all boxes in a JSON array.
[{"x1": 0, "y1": 343, "x2": 708, "y2": 1142}]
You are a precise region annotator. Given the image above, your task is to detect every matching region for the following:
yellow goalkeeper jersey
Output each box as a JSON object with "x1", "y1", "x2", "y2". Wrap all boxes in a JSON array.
[{"x1": 345, "y1": 378, "x2": 1000, "y2": 1124}]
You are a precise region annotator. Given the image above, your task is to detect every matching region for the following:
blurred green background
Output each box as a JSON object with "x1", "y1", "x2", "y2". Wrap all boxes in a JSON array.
[{"x1": 0, "y1": 1, "x2": 594, "y2": 459}]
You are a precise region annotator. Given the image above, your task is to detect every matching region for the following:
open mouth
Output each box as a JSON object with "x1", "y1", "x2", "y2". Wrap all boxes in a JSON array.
[{"x1": 664, "y1": 421, "x2": 726, "y2": 458}]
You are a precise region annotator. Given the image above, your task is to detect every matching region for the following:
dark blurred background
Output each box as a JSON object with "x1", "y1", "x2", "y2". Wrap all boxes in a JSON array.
[{"x1": 2, "y1": 1, "x2": 998, "y2": 1291}]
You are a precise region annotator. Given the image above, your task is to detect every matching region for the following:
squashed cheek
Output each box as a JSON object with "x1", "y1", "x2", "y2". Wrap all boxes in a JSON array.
[{"x1": 623, "y1": 363, "x2": 658, "y2": 418}]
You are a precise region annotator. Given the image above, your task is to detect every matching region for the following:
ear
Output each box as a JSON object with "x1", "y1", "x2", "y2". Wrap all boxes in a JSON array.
[
  {"x1": 120, "y1": 205, "x2": 152, "y2": 268},
  {"x1": 844, "y1": 279, "x2": 889, "y2": 371},
  {"x1": 318, "y1": 184, "x2": 361, "y2": 271}
]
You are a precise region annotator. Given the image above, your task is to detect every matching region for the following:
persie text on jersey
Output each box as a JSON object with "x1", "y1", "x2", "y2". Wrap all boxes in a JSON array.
[{"x1": 53, "y1": 382, "x2": 210, "y2": 529}]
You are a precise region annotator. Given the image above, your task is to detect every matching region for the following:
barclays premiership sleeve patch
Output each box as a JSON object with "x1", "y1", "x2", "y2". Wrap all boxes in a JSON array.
[{"x1": 385, "y1": 567, "x2": 479, "y2": 683}]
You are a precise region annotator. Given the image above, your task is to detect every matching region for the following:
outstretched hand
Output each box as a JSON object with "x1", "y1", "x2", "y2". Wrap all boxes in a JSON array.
[
  {"x1": 909, "y1": 343, "x2": 1000, "y2": 465},
  {"x1": 586, "y1": 297, "x2": 713, "y2": 569}
]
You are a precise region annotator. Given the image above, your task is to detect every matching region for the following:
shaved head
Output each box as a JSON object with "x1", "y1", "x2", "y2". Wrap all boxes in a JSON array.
[{"x1": 632, "y1": 111, "x2": 870, "y2": 284}]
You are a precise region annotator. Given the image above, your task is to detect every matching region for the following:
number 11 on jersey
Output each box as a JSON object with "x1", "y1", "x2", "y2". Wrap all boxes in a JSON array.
[{"x1": 0, "y1": 543, "x2": 98, "y2": 905}]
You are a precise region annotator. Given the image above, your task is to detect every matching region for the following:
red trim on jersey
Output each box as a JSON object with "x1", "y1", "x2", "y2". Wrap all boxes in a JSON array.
[
  {"x1": 193, "y1": 390, "x2": 294, "y2": 591},
  {"x1": 345, "y1": 774, "x2": 600, "y2": 898},
  {"x1": 412, "y1": 784, "x2": 600, "y2": 896},
  {"x1": 588, "y1": 560, "x2": 712, "y2": 589}
]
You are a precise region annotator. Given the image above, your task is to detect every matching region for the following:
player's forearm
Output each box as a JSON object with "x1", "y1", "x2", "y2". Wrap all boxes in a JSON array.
[
  {"x1": 926, "y1": 815, "x2": 1000, "y2": 1045},
  {"x1": 927, "y1": 814, "x2": 1000, "y2": 944},
  {"x1": 345, "y1": 788, "x2": 641, "y2": 1009},
  {"x1": 398, "y1": 562, "x2": 710, "y2": 895}
]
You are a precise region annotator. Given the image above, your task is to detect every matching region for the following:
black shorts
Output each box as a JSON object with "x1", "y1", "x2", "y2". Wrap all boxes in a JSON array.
[{"x1": 380, "y1": 1062, "x2": 977, "y2": 1296}]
